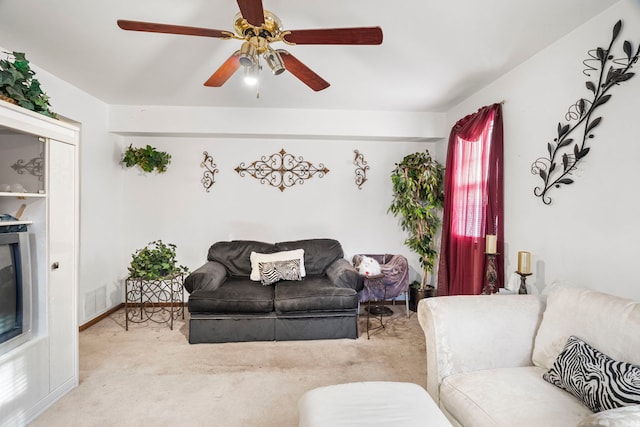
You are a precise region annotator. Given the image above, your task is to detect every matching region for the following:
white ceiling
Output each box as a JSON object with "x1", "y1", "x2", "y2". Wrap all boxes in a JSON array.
[{"x1": 0, "y1": 0, "x2": 619, "y2": 113}]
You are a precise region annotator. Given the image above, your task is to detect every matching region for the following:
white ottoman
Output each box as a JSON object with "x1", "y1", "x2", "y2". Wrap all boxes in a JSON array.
[{"x1": 298, "y1": 381, "x2": 453, "y2": 427}]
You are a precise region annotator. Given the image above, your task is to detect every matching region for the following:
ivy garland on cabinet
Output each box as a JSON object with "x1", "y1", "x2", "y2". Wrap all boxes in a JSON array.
[{"x1": 531, "y1": 20, "x2": 640, "y2": 205}]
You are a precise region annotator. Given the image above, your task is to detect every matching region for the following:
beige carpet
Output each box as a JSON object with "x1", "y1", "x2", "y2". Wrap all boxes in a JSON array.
[{"x1": 29, "y1": 306, "x2": 427, "y2": 427}]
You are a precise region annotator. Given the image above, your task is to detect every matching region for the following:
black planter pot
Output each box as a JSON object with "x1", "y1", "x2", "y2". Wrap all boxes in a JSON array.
[{"x1": 409, "y1": 285, "x2": 436, "y2": 312}]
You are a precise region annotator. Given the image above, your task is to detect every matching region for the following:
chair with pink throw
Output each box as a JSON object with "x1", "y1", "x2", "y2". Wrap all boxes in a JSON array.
[{"x1": 352, "y1": 254, "x2": 409, "y2": 316}]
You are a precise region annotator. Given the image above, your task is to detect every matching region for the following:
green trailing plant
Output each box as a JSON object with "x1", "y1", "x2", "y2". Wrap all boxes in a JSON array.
[
  {"x1": 128, "y1": 240, "x2": 189, "y2": 280},
  {"x1": 122, "y1": 144, "x2": 171, "y2": 173},
  {"x1": 0, "y1": 51, "x2": 57, "y2": 118},
  {"x1": 389, "y1": 150, "x2": 445, "y2": 290}
]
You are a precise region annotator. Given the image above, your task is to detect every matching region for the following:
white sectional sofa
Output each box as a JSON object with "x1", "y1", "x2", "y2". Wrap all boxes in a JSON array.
[{"x1": 418, "y1": 286, "x2": 640, "y2": 427}]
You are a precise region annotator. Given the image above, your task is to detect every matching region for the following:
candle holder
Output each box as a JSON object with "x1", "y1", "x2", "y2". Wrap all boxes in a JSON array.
[
  {"x1": 516, "y1": 272, "x2": 532, "y2": 294},
  {"x1": 481, "y1": 253, "x2": 498, "y2": 295}
]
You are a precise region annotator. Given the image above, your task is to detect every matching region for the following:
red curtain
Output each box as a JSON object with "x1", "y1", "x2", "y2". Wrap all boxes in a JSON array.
[{"x1": 437, "y1": 103, "x2": 504, "y2": 296}]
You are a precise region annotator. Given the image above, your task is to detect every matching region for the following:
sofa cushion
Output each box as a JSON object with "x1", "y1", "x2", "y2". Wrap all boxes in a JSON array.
[
  {"x1": 259, "y1": 259, "x2": 302, "y2": 286},
  {"x1": 440, "y1": 366, "x2": 591, "y2": 427},
  {"x1": 543, "y1": 335, "x2": 640, "y2": 413},
  {"x1": 276, "y1": 239, "x2": 343, "y2": 276},
  {"x1": 207, "y1": 240, "x2": 276, "y2": 277},
  {"x1": 532, "y1": 286, "x2": 640, "y2": 371},
  {"x1": 274, "y1": 276, "x2": 358, "y2": 313},
  {"x1": 250, "y1": 249, "x2": 306, "y2": 281},
  {"x1": 187, "y1": 278, "x2": 274, "y2": 314},
  {"x1": 576, "y1": 405, "x2": 640, "y2": 427}
]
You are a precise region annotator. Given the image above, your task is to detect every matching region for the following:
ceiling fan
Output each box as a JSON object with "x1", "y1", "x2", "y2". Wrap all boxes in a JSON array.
[{"x1": 117, "y1": 0, "x2": 383, "y2": 92}]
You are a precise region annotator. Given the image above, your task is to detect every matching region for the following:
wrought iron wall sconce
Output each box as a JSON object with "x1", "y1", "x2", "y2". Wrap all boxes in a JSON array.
[
  {"x1": 200, "y1": 151, "x2": 219, "y2": 192},
  {"x1": 353, "y1": 149, "x2": 369, "y2": 189},
  {"x1": 11, "y1": 152, "x2": 44, "y2": 181},
  {"x1": 235, "y1": 148, "x2": 329, "y2": 192},
  {"x1": 531, "y1": 20, "x2": 639, "y2": 205}
]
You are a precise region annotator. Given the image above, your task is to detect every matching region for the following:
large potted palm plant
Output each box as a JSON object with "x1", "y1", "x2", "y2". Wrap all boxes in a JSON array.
[{"x1": 388, "y1": 150, "x2": 445, "y2": 310}]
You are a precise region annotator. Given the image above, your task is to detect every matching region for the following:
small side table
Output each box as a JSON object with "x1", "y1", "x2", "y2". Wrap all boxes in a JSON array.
[
  {"x1": 361, "y1": 273, "x2": 391, "y2": 339},
  {"x1": 125, "y1": 274, "x2": 185, "y2": 330}
]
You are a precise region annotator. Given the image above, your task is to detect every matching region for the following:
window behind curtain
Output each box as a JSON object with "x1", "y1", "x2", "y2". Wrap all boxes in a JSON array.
[
  {"x1": 438, "y1": 104, "x2": 503, "y2": 296},
  {"x1": 452, "y1": 123, "x2": 494, "y2": 238}
]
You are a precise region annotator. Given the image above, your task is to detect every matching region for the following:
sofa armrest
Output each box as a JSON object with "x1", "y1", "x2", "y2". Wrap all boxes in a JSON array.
[
  {"x1": 417, "y1": 294, "x2": 546, "y2": 404},
  {"x1": 183, "y1": 261, "x2": 227, "y2": 293},
  {"x1": 326, "y1": 258, "x2": 363, "y2": 291}
]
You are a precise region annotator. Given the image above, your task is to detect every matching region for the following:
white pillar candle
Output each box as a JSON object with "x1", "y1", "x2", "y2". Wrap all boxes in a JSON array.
[
  {"x1": 517, "y1": 251, "x2": 531, "y2": 274},
  {"x1": 485, "y1": 235, "x2": 497, "y2": 254}
]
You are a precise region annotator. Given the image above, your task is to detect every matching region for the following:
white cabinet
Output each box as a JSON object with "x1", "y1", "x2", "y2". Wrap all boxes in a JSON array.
[
  {"x1": 0, "y1": 100, "x2": 79, "y2": 426},
  {"x1": 47, "y1": 139, "x2": 78, "y2": 392}
]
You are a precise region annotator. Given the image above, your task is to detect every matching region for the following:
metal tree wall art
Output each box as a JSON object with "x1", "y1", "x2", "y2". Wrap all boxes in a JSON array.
[
  {"x1": 200, "y1": 151, "x2": 219, "y2": 192},
  {"x1": 353, "y1": 149, "x2": 369, "y2": 189},
  {"x1": 235, "y1": 148, "x2": 329, "y2": 192},
  {"x1": 531, "y1": 20, "x2": 639, "y2": 205}
]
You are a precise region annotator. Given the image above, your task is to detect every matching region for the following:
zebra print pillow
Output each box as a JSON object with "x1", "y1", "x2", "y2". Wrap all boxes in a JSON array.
[
  {"x1": 543, "y1": 335, "x2": 640, "y2": 413},
  {"x1": 258, "y1": 259, "x2": 302, "y2": 286}
]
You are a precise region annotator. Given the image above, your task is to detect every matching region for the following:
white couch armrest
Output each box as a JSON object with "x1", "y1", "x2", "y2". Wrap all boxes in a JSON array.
[{"x1": 417, "y1": 294, "x2": 546, "y2": 404}]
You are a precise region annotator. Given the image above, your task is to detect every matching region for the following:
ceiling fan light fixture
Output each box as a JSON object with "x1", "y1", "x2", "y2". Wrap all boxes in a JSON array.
[
  {"x1": 244, "y1": 63, "x2": 260, "y2": 86},
  {"x1": 263, "y1": 48, "x2": 285, "y2": 75},
  {"x1": 238, "y1": 41, "x2": 257, "y2": 67}
]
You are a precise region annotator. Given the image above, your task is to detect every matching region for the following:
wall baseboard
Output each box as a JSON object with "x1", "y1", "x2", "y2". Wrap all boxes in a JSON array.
[
  {"x1": 79, "y1": 303, "x2": 188, "y2": 331},
  {"x1": 79, "y1": 303, "x2": 124, "y2": 332}
]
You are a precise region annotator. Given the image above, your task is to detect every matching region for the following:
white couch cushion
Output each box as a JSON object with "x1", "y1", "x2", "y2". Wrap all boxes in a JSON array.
[
  {"x1": 440, "y1": 366, "x2": 592, "y2": 427},
  {"x1": 575, "y1": 405, "x2": 640, "y2": 427},
  {"x1": 298, "y1": 381, "x2": 452, "y2": 427},
  {"x1": 532, "y1": 287, "x2": 640, "y2": 370}
]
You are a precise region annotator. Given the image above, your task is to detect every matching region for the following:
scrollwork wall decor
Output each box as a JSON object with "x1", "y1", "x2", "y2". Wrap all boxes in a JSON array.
[
  {"x1": 200, "y1": 151, "x2": 219, "y2": 192},
  {"x1": 11, "y1": 152, "x2": 44, "y2": 181},
  {"x1": 235, "y1": 148, "x2": 329, "y2": 192},
  {"x1": 532, "y1": 20, "x2": 639, "y2": 205},
  {"x1": 353, "y1": 149, "x2": 369, "y2": 189}
]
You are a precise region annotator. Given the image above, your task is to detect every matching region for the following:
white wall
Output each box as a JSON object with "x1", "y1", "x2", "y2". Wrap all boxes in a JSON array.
[
  {"x1": 10, "y1": 0, "x2": 637, "y2": 327},
  {"x1": 117, "y1": 134, "x2": 438, "y2": 286},
  {"x1": 18, "y1": 60, "x2": 126, "y2": 324},
  {"x1": 446, "y1": 0, "x2": 640, "y2": 300},
  {"x1": 1, "y1": 44, "x2": 445, "y2": 324}
]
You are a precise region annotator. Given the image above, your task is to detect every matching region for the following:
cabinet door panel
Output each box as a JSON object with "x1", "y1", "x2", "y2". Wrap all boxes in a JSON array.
[{"x1": 48, "y1": 139, "x2": 77, "y2": 391}]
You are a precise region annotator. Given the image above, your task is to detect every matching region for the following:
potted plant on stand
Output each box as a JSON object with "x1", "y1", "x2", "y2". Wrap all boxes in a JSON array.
[
  {"x1": 125, "y1": 240, "x2": 189, "y2": 330},
  {"x1": 388, "y1": 150, "x2": 445, "y2": 311}
]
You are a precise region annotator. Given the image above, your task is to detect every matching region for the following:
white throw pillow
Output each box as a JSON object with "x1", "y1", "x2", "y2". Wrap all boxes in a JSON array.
[
  {"x1": 250, "y1": 249, "x2": 305, "y2": 281},
  {"x1": 358, "y1": 255, "x2": 381, "y2": 276},
  {"x1": 532, "y1": 286, "x2": 640, "y2": 370},
  {"x1": 575, "y1": 405, "x2": 640, "y2": 427}
]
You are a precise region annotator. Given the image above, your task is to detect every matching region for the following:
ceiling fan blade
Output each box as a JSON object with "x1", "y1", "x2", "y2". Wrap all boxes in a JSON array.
[
  {"x1": 117, "y1": 20, "x2": 229, "y2": 38},
  {"x1": 278, "y1": 50, "x2": 330, "y2": 92},
  {"x1": 204, "y1": 53, "x2": 241, "y2": 87},
  {"x1": 283, "y1": 27, "x2": 383, "y2": 45},
  {"x1": 237, "y1": 0, "x2": 265, "y2": 27}
]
